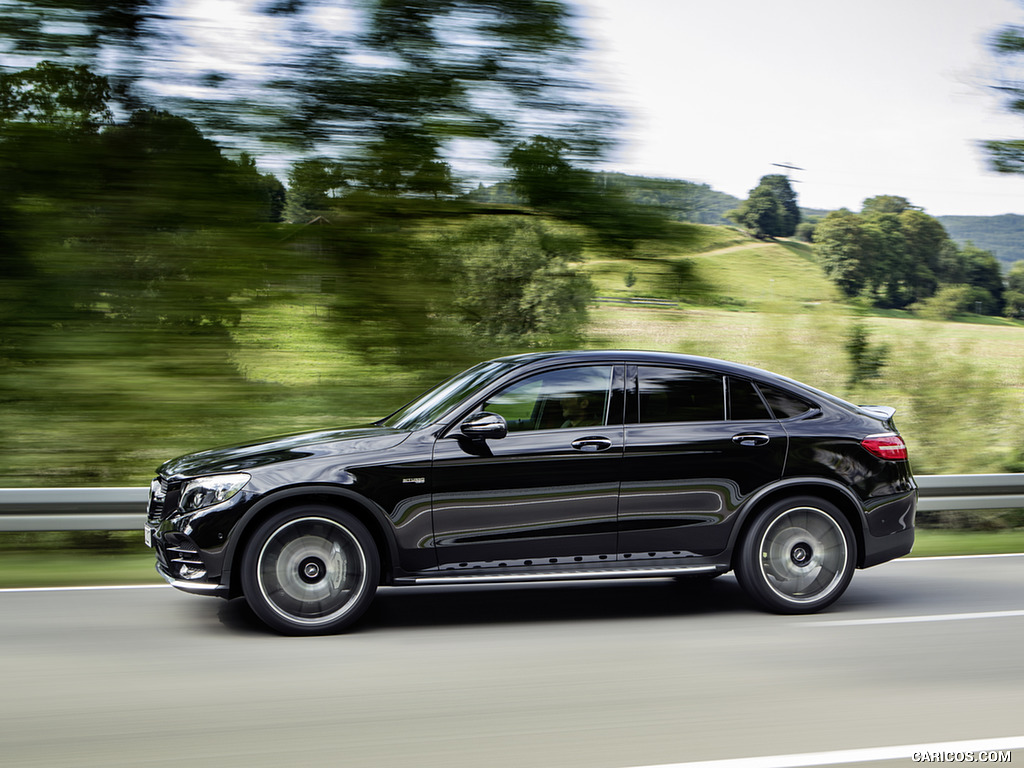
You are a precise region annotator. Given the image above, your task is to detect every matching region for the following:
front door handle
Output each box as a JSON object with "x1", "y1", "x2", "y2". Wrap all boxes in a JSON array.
[
  {"x1": 732, "y1": 433, "x2": 770, "y2": 447},
  {"x1": 571, "y1": 436, "x2": 613, "y2": 452}
]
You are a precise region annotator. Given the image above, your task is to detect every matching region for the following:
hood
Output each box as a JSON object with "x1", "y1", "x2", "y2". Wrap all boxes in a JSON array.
[{"x1": 158, "y1": 424, "x2": 410, "y2": 478}]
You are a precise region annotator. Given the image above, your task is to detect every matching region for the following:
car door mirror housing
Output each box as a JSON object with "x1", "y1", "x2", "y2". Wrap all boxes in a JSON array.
[{"x1": 460, "y1": 412, "x2": 508, "y2": 440}]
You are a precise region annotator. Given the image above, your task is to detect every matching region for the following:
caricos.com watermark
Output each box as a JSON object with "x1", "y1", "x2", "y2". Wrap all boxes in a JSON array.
[{"x1": 913, "y1": 751, "x2": 1012, "y2": 763}]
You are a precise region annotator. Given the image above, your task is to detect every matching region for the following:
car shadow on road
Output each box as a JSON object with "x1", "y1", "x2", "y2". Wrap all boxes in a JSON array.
[{"x1": 213, "y1": 575, "x2": 754, "y2": 634}]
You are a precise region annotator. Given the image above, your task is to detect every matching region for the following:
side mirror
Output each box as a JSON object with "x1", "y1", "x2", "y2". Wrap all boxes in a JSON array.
[{"x1": 460, "y1": 412, "x2": 508, "y2": 440}]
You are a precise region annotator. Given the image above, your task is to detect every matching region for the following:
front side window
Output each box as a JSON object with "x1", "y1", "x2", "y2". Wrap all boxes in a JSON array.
[
  {"x1": 638, "y1": 367, "x2": 724, "y2": 423},
  {"x1": 480, "y1": 365, "x2": 614, "y2": 431}
]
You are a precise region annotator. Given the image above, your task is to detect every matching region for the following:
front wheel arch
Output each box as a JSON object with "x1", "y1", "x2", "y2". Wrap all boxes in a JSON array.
[
  {"x1": 240, "y1": 504, "x2": 381, "y2": 635},
  {"x1": 226, "y1": 489, "x2": 396, "y2": 598}
]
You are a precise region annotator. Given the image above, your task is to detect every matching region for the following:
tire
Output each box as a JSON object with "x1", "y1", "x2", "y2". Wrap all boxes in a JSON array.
[
  {"x1": 735, "y1": 497, "x2": 856, "y2": 614},
  {"x1": 241, "y1": 506, "x2": 380, "y2": 635}
]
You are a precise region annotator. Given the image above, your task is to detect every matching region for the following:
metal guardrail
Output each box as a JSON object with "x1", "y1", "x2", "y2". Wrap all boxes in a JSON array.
[
  {"x1": 915, "y1": 475, "x2": 1024, "y2": 513},
  {"x1": 0, "y1": 487, "x2": 149, "y2": 531},
  {"x1": 0, "y1": 475, "x2": 1023, "y2": 532}
]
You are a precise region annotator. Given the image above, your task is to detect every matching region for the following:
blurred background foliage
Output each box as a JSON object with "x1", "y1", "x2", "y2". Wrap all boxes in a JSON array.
[
  {"x1": 2, "y1": 0, "x2": 1024, "y2": 502},
  {"x1": 0, "y1": 0, "x2": 683, "y2": 486}
]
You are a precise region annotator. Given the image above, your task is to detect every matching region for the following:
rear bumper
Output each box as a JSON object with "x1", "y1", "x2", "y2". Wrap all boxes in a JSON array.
[{"x1": 860, "y1": 489, "x2": 917, "y2": 568}]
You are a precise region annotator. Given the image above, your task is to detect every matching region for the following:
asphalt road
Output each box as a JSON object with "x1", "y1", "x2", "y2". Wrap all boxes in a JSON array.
[{"x1": 1, "y1": 555, "x2": 1022, "y2": 768}]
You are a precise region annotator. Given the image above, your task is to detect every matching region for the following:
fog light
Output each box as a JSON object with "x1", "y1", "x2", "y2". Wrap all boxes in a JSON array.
[{"x1": 178, "y1": 564, "x2": 207, "y2": 580}]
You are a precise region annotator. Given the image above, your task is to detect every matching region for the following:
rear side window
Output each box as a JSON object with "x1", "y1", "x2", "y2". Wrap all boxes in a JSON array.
[
  {"x1": 729, "y1": 377, "x2": 772, "y2": 420},
  {"x1": 758, "y1": 383, "x2": 815, "y2": 419},
  {"x1": 638, "y1": 367, "x2": 724, "y2": 423}
]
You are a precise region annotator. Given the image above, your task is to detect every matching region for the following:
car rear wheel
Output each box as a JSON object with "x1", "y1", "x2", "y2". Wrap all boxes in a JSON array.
[
  {"x1": 735, "y1": 497, "x2": 856, "y2": 614},
  {"x1": 241, "y1": 506, "x2": 379, "y2": 635}
]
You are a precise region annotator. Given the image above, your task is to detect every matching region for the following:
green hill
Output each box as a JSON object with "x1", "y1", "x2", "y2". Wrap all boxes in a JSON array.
[
  {"x1": 938, "y1": 214, "x2": 1024, "y2": 268},
  {"x1": 467, "y1": 174, "x2": 742, "y2": 225}
]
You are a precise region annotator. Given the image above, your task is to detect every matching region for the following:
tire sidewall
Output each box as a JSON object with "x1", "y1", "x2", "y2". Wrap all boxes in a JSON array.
[
  {"x1": 241, "y1": 505, "x2": 380, "y2": 635},
  {"x1": 736, "y1": 496, "x2": 856, "y2": 614}
]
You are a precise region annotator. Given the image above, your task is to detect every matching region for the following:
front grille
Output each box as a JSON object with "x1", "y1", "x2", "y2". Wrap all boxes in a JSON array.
[{"x1": 146, "y1": 477, "x2": 181, "y2": 526}]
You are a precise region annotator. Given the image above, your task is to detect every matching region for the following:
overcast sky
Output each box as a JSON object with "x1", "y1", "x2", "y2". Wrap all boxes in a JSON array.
[{"x1": 579, "y1": 0, "x2": 1024, "y2": 216}]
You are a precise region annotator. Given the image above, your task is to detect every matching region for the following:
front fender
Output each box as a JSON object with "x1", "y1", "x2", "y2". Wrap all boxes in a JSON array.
[{"x1": 221, "y1": 485, "x2": 403, "y2": 594}]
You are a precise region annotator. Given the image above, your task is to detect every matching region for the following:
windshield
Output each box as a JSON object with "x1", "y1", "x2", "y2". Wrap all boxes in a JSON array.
[{"x1": 381, "y1": 360, "x2": 516, "y2": 430}]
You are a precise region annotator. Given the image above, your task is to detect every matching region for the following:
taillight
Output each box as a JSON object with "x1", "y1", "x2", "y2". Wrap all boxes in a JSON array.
[{"x1": 861, "y1": 434, "x2": 908, "y2": 460}]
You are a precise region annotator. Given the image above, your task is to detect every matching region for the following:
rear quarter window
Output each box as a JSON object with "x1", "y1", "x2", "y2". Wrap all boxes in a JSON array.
[{"x1": 757, "y1": 383, "x2": 815, "y2": 419}]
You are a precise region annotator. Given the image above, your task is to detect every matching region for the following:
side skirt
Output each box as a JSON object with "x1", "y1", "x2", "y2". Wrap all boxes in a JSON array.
[{"x1": 394, "y1": 564, "x2": 724, "y2": 586}]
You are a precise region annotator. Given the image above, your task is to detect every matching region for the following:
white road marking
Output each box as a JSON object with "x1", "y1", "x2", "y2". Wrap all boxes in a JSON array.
[
  {"x1": 624, "y1": 735, "x2": 1024, "y2": 768},
  {"x1": 0, "y1": 583, "x2": 167, "y2": 594},
  {"x1": 902, "y1": 552, "x2": 1024, "y2": 561},
  {"x1": 803, "y1": 609, "x2": 1024, "y2": 627}
]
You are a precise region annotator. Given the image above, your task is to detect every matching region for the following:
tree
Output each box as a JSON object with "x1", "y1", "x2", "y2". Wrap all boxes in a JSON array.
[
  {"x1": 762, "y1": 174, "x2": 801, "y2": 236},
  {"x1": 505, "y1": 135, "x2": 675, "y2": 249},
  {"x1": 861, "y1": 195, "x2": 917, "y2": 216},
  {"x1": 861, "y1": 212, "x2": 909, "y2": 305},
  {"x1": 811, "y1": 196, "x2": 1000, "y2": 313},
  {"x1": 2, "y1": 1, "x2": 674, "y2": 374},
  {"x1": 1, "y1": 63, "x2": 284, "y2": 354},
  {"x1": 0, "y1": 60, "x2": 112, "y2": 132},
  {"x1": 1004, "y1": 260, "x2": 1024, "y2": 316},
  {"x1": 984, "y1": 19, "x2": 1024, "y2": 172},
  {"x1": 814, "y1": 209, "x2": 871, "y2": 296},
  {"x1": 444, "y1": 217, "x2": 592, "y2": 344},
  {"x1": 506, "y1": 136, "x2": 579, "y2": 209},
  {"x1": 729, "y1": 174, "x2": 800, "y2": 238},
  {"x1": 960, "y1": 243, "x2": 1005, "y2": 314},
  {"x1": 285, "y1": 158, "x2": 348, "y2": 222}
]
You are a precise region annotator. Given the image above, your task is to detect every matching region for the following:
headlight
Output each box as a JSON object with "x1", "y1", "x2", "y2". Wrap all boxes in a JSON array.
[{"x1": 180, "y1": 473, "x2": 250, "y2": 513}]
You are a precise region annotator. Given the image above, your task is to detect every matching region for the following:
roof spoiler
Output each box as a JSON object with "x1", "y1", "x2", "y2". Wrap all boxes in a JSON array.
[{"x1": 859, "y1": 405, "x2": 896, "y2": 421}]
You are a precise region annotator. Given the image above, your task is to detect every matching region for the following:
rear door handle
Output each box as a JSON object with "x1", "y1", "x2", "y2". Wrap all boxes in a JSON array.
[
  {"x1": 571, "y1": 436, "x2": 613, "y2": 452},
  {"x1": 732, "y1": 433, "x2": 770, "y2": 447}
]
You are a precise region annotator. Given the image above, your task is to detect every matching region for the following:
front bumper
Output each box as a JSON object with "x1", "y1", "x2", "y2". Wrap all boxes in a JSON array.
[{"x1": 155, "y1": 559, "x2": 229, "y2": 596}]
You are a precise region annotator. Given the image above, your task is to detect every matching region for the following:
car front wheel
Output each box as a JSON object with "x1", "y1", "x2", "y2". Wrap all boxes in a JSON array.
[
  {"x1": 241, "y1": 506, "x2": 380, "y2": 635},
  {"x1": 735, "y1": 497, "x2": 856, "y2": 614}
]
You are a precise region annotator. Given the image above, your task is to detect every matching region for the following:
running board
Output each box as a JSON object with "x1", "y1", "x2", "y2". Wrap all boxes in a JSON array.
[{"x1": 395, "y1": 564, "x2": 721, "y2": 586}]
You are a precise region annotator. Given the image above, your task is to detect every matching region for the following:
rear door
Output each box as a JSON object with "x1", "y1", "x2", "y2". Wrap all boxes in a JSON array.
[{"x1": 618, "y1": 365, "x2": 788, "y2": 559}]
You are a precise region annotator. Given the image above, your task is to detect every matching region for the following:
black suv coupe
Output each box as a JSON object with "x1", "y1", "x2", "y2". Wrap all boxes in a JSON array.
[{"x1": 145, "y1": 350, "x2": 916, "y2": 634}]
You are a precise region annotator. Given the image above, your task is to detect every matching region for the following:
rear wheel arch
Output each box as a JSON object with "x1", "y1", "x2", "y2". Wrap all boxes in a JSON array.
[
  {"x1": 226, "y1": 488, "x2": 396, "y2": 597},
  {"x1": 734, "y1": 494, "x2": 858, "y2": 613},
  {"x1": 730, "y1": 481, "x2": 866, "y2": 571}
]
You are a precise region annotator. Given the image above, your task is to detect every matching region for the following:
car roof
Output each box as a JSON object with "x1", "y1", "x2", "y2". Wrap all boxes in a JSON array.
[
  {"x1": 491, "y1": 350, "x2": 867, "y2": 416},
  {"x1": 493, "y1": 349, "x2": 788, "y2": 380}
]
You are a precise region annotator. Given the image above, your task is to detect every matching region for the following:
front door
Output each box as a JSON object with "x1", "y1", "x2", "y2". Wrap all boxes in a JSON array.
[{"x1": 430, "y1": 364, "x2": 624, "y2": 571}]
